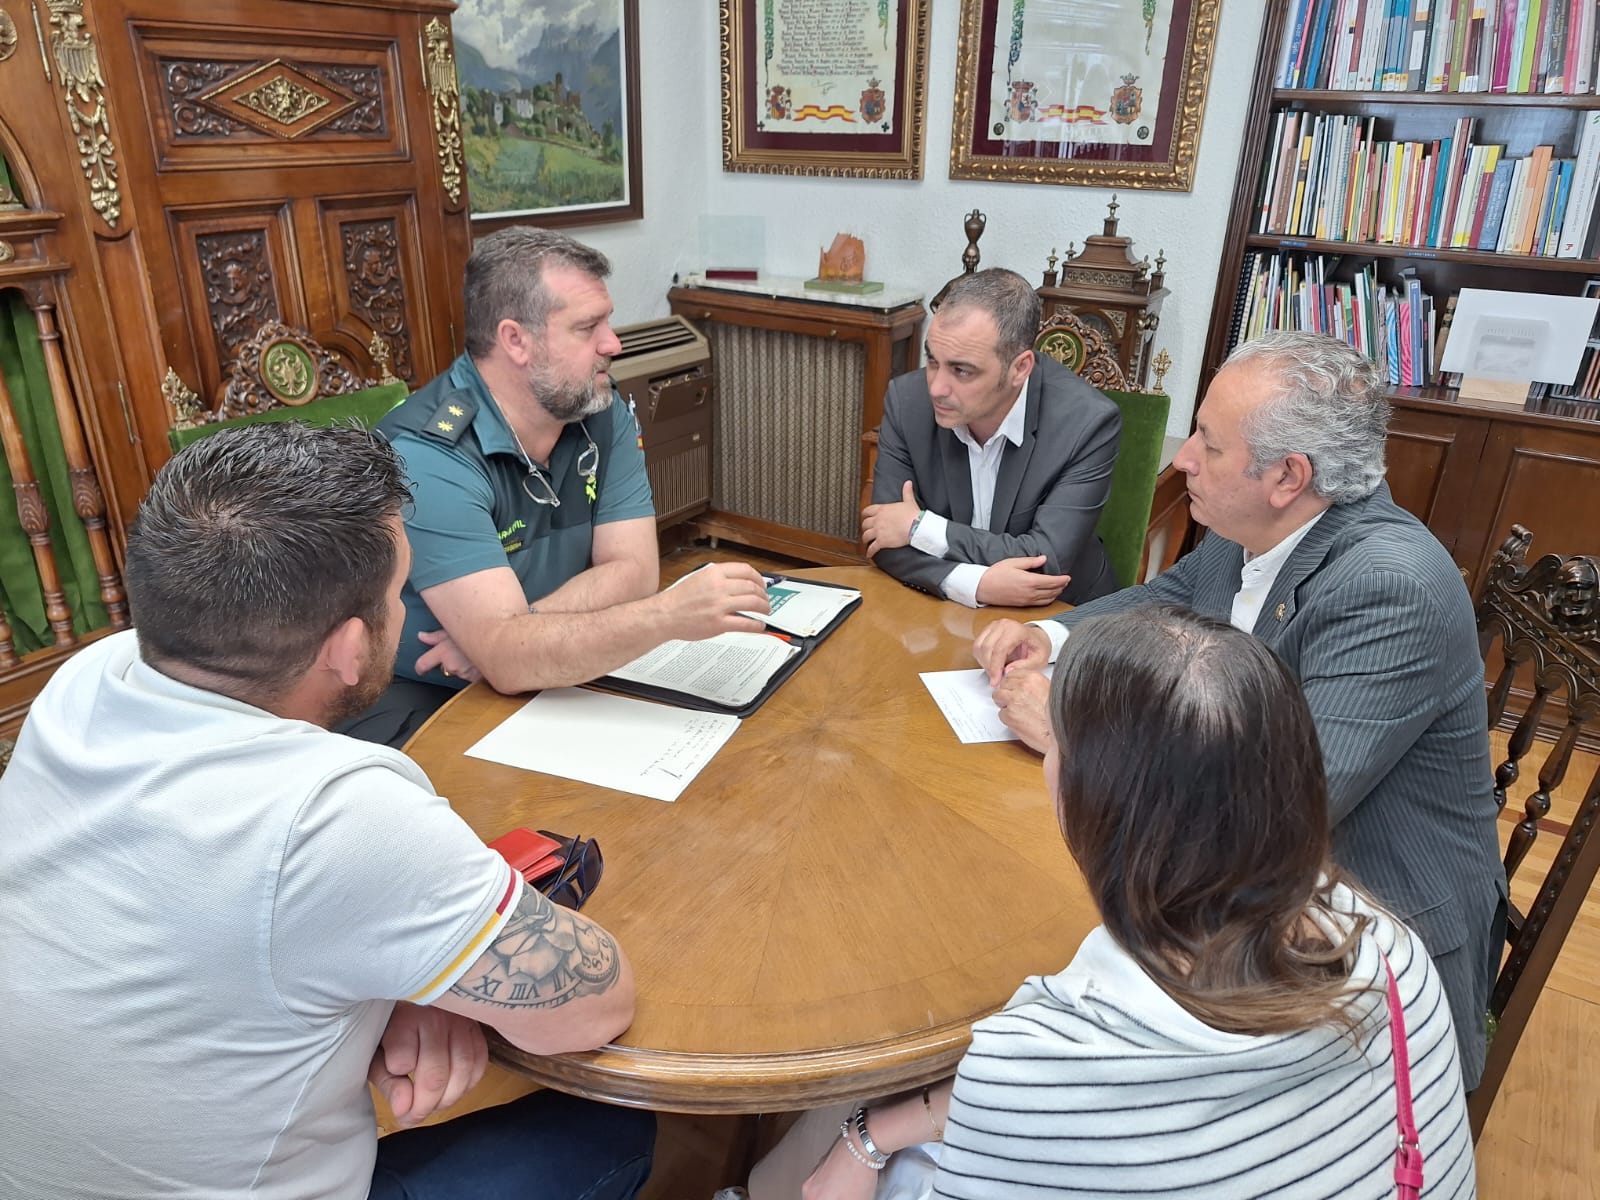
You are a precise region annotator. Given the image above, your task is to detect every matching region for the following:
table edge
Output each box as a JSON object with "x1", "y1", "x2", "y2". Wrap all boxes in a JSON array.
[{"x1": 486, "y1": 1019, "x2": 981, "y2": 1113}]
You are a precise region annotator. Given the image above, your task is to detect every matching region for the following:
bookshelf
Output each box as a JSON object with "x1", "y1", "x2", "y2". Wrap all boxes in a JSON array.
[{"x1": 1203, "y1": 0, "x2": 1600, "y2": 595}]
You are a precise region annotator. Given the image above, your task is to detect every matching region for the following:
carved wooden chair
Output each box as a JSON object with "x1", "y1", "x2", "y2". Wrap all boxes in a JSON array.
[
  {"x1": 166, "y1": 322, "x2": 406, "y2": 453},
  {"x1": 1468, "y1": 525, "x2": 1600, "y2": 1138}
]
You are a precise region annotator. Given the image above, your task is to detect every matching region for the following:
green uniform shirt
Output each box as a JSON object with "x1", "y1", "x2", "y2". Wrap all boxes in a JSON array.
[{"x1": 377, "y1": 354, "x2": 654, "y2": 688}]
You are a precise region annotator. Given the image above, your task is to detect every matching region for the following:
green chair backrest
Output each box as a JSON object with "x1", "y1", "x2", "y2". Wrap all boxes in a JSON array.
[
  {"x1": 1095, "y1": 387, "x2": 1172, "y2": 589},
  {"x1": 166, "y1": 380, "x2": 409, "y2": 454}
]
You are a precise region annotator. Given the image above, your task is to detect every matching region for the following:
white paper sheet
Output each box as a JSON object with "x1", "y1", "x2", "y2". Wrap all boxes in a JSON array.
[
  {"x1": 743, "y1": 577, "x2": 861, "y2": 637},
  {"x1": 464, "y1": 689, "x2": 740, "y2": 802},
  {"x1": 919, "y1": 667, "x2": 1053, "y2": 744},
  {"x1": 607, "y1": 631, "x2": 797, "y2": 707}
]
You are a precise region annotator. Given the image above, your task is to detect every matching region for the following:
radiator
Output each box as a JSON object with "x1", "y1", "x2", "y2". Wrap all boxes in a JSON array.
[{"x1": 706, "y1": 324, "x2": 865, "y2": 543}]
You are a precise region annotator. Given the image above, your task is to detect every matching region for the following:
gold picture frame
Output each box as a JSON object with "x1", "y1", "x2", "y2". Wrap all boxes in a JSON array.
[
  {"x1": 950, "y1": 0, "x2": 1221, "y2": 192},
  {"x1": 720, "y1": 0, "x2": 930, "y2": 179}
]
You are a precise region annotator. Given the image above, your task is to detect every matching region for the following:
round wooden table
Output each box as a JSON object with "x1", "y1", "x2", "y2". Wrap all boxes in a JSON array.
[{"x1": 404, "y1": 566, "x2": 1099, "y2": 1114}]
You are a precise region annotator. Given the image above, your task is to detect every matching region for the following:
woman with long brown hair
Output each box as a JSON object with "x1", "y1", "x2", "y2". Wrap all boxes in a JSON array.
[{"x1": 755, "y1": 605, "x2": 1475, "y2": 1199}]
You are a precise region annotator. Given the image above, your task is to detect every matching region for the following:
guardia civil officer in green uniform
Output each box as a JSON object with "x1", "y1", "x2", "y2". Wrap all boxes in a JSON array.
[{"x1": 341, "y1": 228, "x2": 769, "y2": 746}]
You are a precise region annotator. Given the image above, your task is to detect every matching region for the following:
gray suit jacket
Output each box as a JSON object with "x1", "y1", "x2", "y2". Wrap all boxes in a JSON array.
[
  {"x1": 1055, "y1": 483, "x2": 1505, "y2": 1087},
  {"x1": 871, "y1": 355, "x2": 1121, "y2": 605}
]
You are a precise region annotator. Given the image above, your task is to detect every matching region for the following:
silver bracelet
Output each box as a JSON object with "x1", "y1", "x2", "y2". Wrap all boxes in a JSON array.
[
  {"x1": 854, "y1": 1106, "x2": 891, "y2": 1166},
  {"x1": 838, "y1": 1112, "x2": 887, "y2": 1171}
]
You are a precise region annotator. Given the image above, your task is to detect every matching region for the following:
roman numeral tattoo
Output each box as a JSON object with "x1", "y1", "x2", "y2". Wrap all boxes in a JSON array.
[{"x1": 449, "y1": 889, "x2": 621, "y2": 1010}]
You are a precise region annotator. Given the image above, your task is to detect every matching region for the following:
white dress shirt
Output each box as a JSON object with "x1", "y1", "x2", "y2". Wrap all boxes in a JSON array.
[
  {"x1": 908, "y1": 381, "x2": 1029, "y2": 608},
  {"x1": 1033, "y1": 510, "x2": 1327, "y2": 661}
]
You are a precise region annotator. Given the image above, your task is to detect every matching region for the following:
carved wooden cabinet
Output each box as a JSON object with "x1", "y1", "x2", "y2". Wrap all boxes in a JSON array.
[
  {"x1": 0, "y1": 0, "x2": 471, "y2": 731},
  {"x1": 1388, "y1": 397, "x2": 1600, "y2": 595}
]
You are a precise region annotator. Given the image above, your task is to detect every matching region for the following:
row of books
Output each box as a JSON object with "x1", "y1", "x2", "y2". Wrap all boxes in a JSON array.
[
  {"x1": 1256, "y1": 110, "x2": 1600, "y2": 257},
  {"x1": 1279, "y1": 0, "x2": 1600, "y2": 93},
  {"x1": 1231, "y1": 253, "x2": 1447, "y2": 385},
  {"x1": 1230, "y1": 251, "x2": 1600, "y2": 407}
]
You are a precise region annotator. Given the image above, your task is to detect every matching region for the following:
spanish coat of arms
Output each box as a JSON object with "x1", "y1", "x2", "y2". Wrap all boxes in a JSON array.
[
  {"x1": 859, "y1": 79, "x2": 886, "y2": 123},
  {"x1": 1006, "y1": 80, "x2": 1038, "y2": 123},
  {"x1": 1110, "y1": 74, "x2": 1143, "y2": 124},
  {"x1": 767, "y1": 86, "x2": 792, "y2": 120}
]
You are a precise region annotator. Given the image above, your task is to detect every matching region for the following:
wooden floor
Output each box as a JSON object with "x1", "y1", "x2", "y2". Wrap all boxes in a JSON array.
[{"x1": 383, "y1": 545, "x2": 1600, "y2": 1199}]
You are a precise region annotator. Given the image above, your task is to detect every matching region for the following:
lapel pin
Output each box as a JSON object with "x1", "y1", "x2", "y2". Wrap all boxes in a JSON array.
[{"x1": 1275, "y1": 603, "x2": 1286, "y2": 622}]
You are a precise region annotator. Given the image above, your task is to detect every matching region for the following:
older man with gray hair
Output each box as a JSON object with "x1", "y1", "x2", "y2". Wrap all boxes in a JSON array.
[{"x1": 974, "y1": 329, "x2": 1506, "y2": 1090}]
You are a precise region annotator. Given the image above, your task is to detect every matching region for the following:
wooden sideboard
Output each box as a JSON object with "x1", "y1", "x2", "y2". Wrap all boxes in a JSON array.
[
  {"x1": 1387, "y1": 395, "x2": 1600, "y2": 595},
  {"x1": 667, "y1": 282, "x2": 925, "y2": 564}
]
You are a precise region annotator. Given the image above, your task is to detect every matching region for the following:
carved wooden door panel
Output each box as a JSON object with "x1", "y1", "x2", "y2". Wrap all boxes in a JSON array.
[{"x1": 82, "y1": 0, "x2": 468, "y2": 496}]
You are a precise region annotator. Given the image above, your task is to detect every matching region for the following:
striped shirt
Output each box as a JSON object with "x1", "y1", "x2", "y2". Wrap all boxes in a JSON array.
[{"x1": 934, "y1": 887, "x2": 1475, "y2": 1199}]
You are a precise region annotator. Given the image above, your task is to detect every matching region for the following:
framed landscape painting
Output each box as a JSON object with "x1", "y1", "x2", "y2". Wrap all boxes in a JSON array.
[{"x1": 452, "y1": 0, "x2": 643, "y2": 228}]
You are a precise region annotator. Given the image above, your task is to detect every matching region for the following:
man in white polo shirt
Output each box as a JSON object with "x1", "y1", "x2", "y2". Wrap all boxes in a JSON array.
[
  {"x1": 971, "y1": 330, "x2": 1504, "y2": 1092},
  {"x1": 0, "y1": 422, "x2": 652, "y2": 1200}
]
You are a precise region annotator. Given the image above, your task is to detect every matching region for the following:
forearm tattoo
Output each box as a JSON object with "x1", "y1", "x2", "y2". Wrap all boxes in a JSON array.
[{"x1": 449, "y1": 890, "x2": 621, "y2": 1009}]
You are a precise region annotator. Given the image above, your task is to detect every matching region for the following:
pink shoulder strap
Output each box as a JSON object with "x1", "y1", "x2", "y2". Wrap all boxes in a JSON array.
[{"x1": 1382, "y1": 953, "x2": 1424, "y2": 1200}]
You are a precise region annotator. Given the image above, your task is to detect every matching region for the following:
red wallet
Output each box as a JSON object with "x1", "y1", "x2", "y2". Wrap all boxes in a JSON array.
[{"x1": 488, "y1": 827, "x2": 565, "y2": 884}]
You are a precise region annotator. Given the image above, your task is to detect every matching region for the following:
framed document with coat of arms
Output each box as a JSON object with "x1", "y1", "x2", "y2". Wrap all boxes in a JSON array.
[
  {"x1": 949, "y1": 0, "x2": 1221, "y2": 191},
  {"x1": 720, "y1": 0, "x2": 930, "y2": 179}
]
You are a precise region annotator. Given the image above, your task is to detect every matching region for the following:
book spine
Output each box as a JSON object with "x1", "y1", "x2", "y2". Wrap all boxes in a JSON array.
[
  {"x1": 1499, "y1": 0, "x2": 1528, "y2": 90},
  {"x1": 1359, "y1": 0, "x2": 1390, "y2": 84},
  {"x1": 1520, "y1": 0, "x2": 1548, "y2": 91},
  {"x1": 1259, "y1": 110, "x2": 1288, "y2": 233},
  {"x1": 1545, "y1": 159, "x2": 1575, "y2": 252},
  {"x1": 1426, "y1": 135, "x2": 1452, "y2": 243},
  {"x1": 1409, "y1": 0, "x2": 1436, "y2": 87},
  {"x1": 1306, "y1": 0, "x2": 1337, "y2": 85},
  {"x1": 1280, "y1": 0, "x2": 1314, "y2": 85},
  {"x1": 1478, "y1": 159, "x2": 1516, "y2": 248},
  {"x1": 1449, "y1": 0, "x2": 1475, "y2": 87},
  {"x1": 1517, "y1": 144, "x2": 1555, "y2": 252},
  {"x1": 1467, "y1": 149, "x2": 1501, "y2": 246},
  {"x1": 1460, "y1": 1, "x2": 1490, "y2": 88},
  {"x1": 1558, "y1": 109, "x2": 1600, "y2": 255},
  {"x1": 1575, "y1": 0, "x2": 1596, "y2": 90}
]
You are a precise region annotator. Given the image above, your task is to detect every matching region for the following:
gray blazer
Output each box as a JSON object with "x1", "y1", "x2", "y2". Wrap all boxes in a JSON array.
[
  {"x1": 1054, "y1": 483, "x2": 1505, "y2": 1088},
  {"x1": 871, "y1": 355, "x2": 1122, "y2": 605}
]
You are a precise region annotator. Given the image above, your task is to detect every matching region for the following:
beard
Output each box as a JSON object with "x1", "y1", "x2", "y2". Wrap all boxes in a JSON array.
[
  {"x1": 530, "y1": 356, "x2": 612, "y2": 423},
  {"x1": 324, "y1": 626, "x2": 396, "y2": 728}
]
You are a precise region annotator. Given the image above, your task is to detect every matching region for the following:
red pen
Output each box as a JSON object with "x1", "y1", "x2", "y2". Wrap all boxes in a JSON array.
[{"x1": 761, "y1": 630, "x2": 793, "y2": 643}]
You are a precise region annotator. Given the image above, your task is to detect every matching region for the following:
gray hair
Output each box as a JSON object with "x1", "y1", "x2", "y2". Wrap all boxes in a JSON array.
[
  {"x1": 1225, "y1": 331, "x2": 1389, "y2": 504},
  {"x1": 938, "y1": 269, "x2": 1042, "y2": 365},
  {"x1": 463, "y1": 226, "x2": 612, "y2": 359}
]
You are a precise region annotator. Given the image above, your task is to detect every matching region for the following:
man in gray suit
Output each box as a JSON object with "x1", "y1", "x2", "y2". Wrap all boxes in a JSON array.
[
  {"x1": 973, "y1": 330, "x2": 1505, "y2": 1088},
  {"x1": 861, "y1": 269, "x2": 1122, "y2": 607}
]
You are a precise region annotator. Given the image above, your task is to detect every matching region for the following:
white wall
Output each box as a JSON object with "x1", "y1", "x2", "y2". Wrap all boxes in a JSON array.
[{"x1": 579, "y1": 2, "x2": 1268, "y2": 435}]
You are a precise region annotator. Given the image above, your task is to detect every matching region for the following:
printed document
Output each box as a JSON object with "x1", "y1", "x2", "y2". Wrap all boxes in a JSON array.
[
  {"x1": 743, "y1": 577, "x2": 860, "y2": 637},
  {"x1": 608, "y1": 631, "x2": 798, "y2": 707},
  {"x1": 464, "y1": 688, "x2": 740, "y2": 803}
]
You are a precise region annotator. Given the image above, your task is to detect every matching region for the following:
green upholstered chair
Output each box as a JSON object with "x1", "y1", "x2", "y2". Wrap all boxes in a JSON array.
[
  {"x1": 1094, "y1": 387, "x2": 1172, "y2": 589},
  {"x1": 167, "y1": 380, "x2": 407, "y2": 453},
  {"x1": 167, "y1": 323, "x2": 407, "y2": 452},
  {"x1": 1031, "y1": 312, "x2": 1173, "y2": 589}
]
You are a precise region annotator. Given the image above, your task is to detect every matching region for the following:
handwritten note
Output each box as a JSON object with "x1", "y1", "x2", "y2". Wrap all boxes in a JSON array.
[{"x1": 465, "y1": 689, "x2": 740, "y2": 802}]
